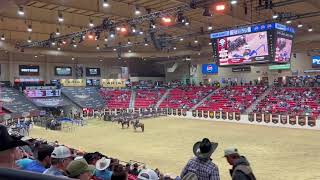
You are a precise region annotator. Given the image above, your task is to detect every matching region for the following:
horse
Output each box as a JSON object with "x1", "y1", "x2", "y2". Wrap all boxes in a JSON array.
[
  {"x1": 119, "y1": 118, "x2": 130, "y2": 129},
  {"x1": 131, "y1": 120, "x2": 144, "y2": 132}
]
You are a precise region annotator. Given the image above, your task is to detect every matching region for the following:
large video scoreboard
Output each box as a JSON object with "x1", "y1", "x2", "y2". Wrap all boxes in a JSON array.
[{"x1": 210, "y1": 23, "x2": 295, "y2": 66}]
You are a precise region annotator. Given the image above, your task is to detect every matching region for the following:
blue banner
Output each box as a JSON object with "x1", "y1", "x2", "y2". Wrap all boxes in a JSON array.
[
  {"x1": 312, "y1": 56, "x2": 320, "y2": 68},
  {"x1": 210, "y1": 23, "x2": 294, "y2": 39},
  {"x1": 202, "y1": 64, "x2": 218, "y2": 74}
]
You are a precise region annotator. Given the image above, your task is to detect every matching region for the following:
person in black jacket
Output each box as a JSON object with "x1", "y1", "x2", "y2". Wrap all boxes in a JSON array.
[{"x1": 224, "y1": 148, "x2": 256, "y2": 180}]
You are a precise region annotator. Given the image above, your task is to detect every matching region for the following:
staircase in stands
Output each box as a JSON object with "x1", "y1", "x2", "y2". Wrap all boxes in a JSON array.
[
  {"x1": 191, "y1": 88, "x2": 220, "y2": 110},
  {"x1": 129, "y1": 90, "x2": 136, "y2": 109},
  {"x1": 244, "y1": 86, "x2": 272, "y2": 114},
  {"x1": 155, "y1": 89, "x2": 171, "y2": 108}
]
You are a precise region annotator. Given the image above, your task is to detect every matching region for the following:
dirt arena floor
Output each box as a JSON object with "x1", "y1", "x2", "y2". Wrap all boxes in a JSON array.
[{"x1": 30, "y1": 117, "x2": 320, "y2": 180}]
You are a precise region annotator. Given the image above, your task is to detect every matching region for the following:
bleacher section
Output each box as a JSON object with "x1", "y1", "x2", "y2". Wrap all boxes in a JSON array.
[
  {"x1": 0, "y1": 87, "x2": 38, "y2": 114},
  {"x1": 254, "y1": 87, "x2": 320, "y2": 117},
  {"x1": 134, "y1": 89, "x2": 166, "y2": 108},
  {"x1": 31, "y1": 97, "x2": 70, "y2": 107},
  {"x1": 100, "y1": 89, "x2": 131, "y2": 109},
  {"x1": 159, "y1": 86, "x2": 214, "y2": 109},
  {"x1": 197, "y1": 86, "x2": 267, "y2": 112},
  {"x1": 62, "y1": 87, "x2": 105, "y2": 109}
]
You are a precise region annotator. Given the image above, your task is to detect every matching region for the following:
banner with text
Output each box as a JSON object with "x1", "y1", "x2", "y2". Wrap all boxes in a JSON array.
[
  {"x1": 60, "y1": 79, "x2": 86, "y2": 87},
  {"x1": 101, "y1": 79, "x2": 126, "y2": 88}
]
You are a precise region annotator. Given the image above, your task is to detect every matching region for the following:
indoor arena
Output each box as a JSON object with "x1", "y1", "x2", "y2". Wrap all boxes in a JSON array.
[{"x1": 0, "y1": 0, "x2": 320, "y2": 180}]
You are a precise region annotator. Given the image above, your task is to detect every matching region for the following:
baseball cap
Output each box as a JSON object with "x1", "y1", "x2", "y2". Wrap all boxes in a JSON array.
[
  {"x1": 66, "y1": 159, "x2": 95, "y2": 178},
  {"x1": 51, "y1": 146, "x2": 72, "y2": 159},
  {"x1": 137, "y1": 169, "x2": 159, "y2": 180},
  {"x1": 224, "y1": 147, "x2": 239, "y2": 157}
]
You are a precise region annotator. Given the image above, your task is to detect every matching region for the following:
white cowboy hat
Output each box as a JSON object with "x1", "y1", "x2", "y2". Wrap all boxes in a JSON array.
[{"x1": 95, "y1": 157, "x2": 111, "y2": 171}]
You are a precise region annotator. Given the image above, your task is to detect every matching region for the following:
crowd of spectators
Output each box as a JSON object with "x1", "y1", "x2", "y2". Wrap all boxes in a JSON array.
[
  {"x1": 100, "y1": 89, "x2": 131, "y2": 109},
  {"x1": 274, "y1": 76, "x2": 320, "y2": 87},
  {"x1": 197, "y1": 86, "x2": 267, "y2": 113},
  {"x1": 135, "y1": 89, "x2": 166, "y2": 108},
  {"x1": 159, "y1": 86, "x2": 214, "y2": 109},
  {"x1": 254, "y1": 87, "x2": 320, "y2": 117}
]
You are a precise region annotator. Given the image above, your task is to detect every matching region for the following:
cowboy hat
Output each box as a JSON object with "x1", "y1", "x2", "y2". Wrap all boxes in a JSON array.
[
  {"x1": 96, "y1": 157, "x2": 111, "y2": 171},
  {"x1": 192, "y1": 138, "x2": 218, "y2": 159},
  {"x1": 0, "y1": 125, "x2": 28, "y2": 152}
]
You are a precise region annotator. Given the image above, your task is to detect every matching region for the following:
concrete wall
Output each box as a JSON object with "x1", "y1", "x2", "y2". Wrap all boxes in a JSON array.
[{"x1": 165, "y1": 53, "x2": 317, "y2": 85}]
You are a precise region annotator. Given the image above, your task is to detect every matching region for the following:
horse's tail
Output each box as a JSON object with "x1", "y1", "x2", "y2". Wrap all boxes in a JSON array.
[{"x1": 142, "y1": 124, "x2": 144, "y2": 132}]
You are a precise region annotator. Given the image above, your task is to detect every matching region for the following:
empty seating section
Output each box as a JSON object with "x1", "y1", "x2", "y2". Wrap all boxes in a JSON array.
[
  {"x1": 134, "y1": 89, "x2": 166, "y2": 108},
  {"x1": 159, "y1": 86, "x2": 213, "y2": 109},
  {"x1": 100, "y1": 89, "x2": 131, "y2": 109},
  {"x1": 197, "y1": 86, "x2": 266, "y2": 112},
  {"x1": 255, "y1": 87, "x2": 320, "y2": 117},
  {"x1": 62, "y1": 87, "x2": 105, "y2": 108},
  {"x1": 0, "y1": 87, "x2": 38, "y2": 113}
]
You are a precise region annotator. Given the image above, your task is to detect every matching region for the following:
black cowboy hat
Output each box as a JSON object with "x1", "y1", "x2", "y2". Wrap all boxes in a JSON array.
[
  {"x1": 0, "y1": 125, "x2": 28, "y2": 152},
  {"x1": 193, "y1": 138, "x2": 218, "y2": 159}
]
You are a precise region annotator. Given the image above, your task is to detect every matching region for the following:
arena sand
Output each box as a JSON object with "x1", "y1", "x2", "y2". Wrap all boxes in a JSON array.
[{"x1": 30, "y1": 117, "x2": 320, "y2": 180}]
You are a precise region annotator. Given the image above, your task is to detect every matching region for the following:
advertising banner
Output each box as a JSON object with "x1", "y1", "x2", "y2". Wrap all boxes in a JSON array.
[
  {"x1": 60, "y1": 79, "x2": 85, "y2": 87},
  {"x1": 101, "y1": 79, "x2": 126, "y2": 88}
]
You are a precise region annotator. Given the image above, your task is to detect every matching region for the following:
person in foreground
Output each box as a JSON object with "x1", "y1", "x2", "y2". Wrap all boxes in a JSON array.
[
  {"x1": 180, "y1": 138, "x2": 220, "y2": 180},
  {"x1": 224, "y1": 148, "x2": 256, "y2": 180},
  {"x1": 94, "y1": 157, "x2": 112, "y2": 180},
  {"x1": 0, "y1": 125, "x2": 27, "y2": 169},
  {"x1": 43, "y1": 145, "x2": 73, "y2": 177},
  {"x1": 137, "y1": 168, "x2": 159, "y2": 180},
  {"x1": 24, "y1": 144, "x2": 54, "y2": 173},
  {"x1": 66, "y1": 158, "x2": 95, "y2": 180}
]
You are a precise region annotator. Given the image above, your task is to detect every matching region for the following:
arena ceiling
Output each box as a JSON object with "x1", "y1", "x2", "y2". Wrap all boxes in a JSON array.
[{"x1": 0, "y1": 0, "x2": 319, "y2": 62}]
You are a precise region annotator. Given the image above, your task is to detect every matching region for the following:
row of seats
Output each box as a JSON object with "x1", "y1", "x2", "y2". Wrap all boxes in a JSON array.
[
  {"x1": 62, "y1": 87, "x2": 105, "y2": 109},
  {"x1": 254, "y1": 87, "x2": 320, "y2": 117},
  {"x1": 197, "y1": 86, "x2": 267, "y2": 112},
  {"x1": 159, "y1": 86, "x2": 214, "y2": 109},
  {"x1": 100, "y1": 89, "x2": 131, "y2": 109},
  {"x1": 134, "y1": 89, "x2": 166, "y2": 108}
]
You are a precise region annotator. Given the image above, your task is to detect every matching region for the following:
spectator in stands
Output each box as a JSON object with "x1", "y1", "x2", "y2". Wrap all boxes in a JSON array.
[
  {"x1": 84, "y1": 152, "x2": 99, "y2": 165},
  {"x1": 0, "y1": 125, "x2": 28, "y2": 169},
  {"x1": 94, "y1": 157, "x2": 113, "y2": 180},
  {"x1": 130, "y1": 163, "x2": 140, "y2": 176},
  {"x1": 66, "y1": 158, "x2": 95, "y2": 180},
  {"x1": 137, "y1": 169, "x2": 159, "y2": 180},
  {"x1": 224, "y1": 148, "x2": 256, "y2": 180},
  {"x1": 43, "y1": 145, "x2": 73, "y2": 177},
  {"x1": 24, "y1": 144, "x2": 54, "y2": 173},
  {"x1": 181, "y1": 138, "x2": 220, "y2": 180},
  {"x1": 111, "y1": 164, "x2": 128, "y2": 180}
]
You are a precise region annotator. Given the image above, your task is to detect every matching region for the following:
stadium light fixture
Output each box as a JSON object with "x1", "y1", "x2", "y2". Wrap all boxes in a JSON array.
[
  {"x1": 127, "y1": 39, "x2": 131, "y2": 44},
  {"x1": 73, "y1": 44, "x2": 77, "y2": 48},
  {"x1": 180, "y1": 38, "x2": 184, "y2": 41},
  {"x1": 208, "y1": 25, "x2": 213, "y2": 30},
  {"x1": 96, "y1": 45, "x2": 100, "y2": 50},
  {"x1": 230, "y1": 0, "x2": 237, "y2": 5},
  {"x1": 27, "y1": 25, "x2": 32, "y2": 32},
  {"x1": 286, "y1": 20, "x2": 292, "y2": 24},
  {"x1": 71, "y1": 57, "x2": 75, "y2": 61},
  {"x1": 27, "y1": 36, "x2": 32, "y2": 43},
  {"x1": 0, "y1": 34, "x2": 5, "y2": 41},
  {"x1": 18, "y1": 6, "x2": 25, "y2": 16},
  {"x1": 215, "y1": 4, "x2": 226, "y2": 11},
  {"x1": 57, "y1": 47, "x2": 61, "y2": 51},
  {"x1": 297, "y1": 23, "x2": 303, "y2": 28},
  {"x1": 308, "y1": 27, "x2": 313, "y2": 32},
  {"x1": 89, "y1": 19, "x2": 94, "y2": 27},
  {"x1": 51, "y1": 42, "x2": 56, "y2": 46},
  {"x1": 272, "y1": 14, "x2": 279, "y2": 19},
  {"x1": 110, "y1": 32, "x2": 115, "y2": 38},
  {"x1": 56, "y1": 28, "x2": 60, "y2": 36},
  {"x1": 173, "y1": 47, "x2": 177, "y2": 50},
  {"x1": 34, "y1": 55, "x2": 38, "y2": 58},
  {"x1": 103, "y1": 0, "x2": 109, "y2": 7},
  {"x1": 209, "y1": 42, "x2": 212, "y2": 45},
  {"x1": 139, "y1": 31, "x2": 144, "y2": 35},
  {"x1": 135, "y1": 6, "x2": 141, "y2": 15},
  {"x1": 88, "y1": 32, "x2": 94, "y2": 39},
  {"x1": 113, "y1": 48, "x2": 117, "y2": 51},
  {"x1": 58, "y1": 12, "x2": 64, "y2": 22},
  {"x1": 104, "y1": 37, "x2": 108, "y2": 42},
  {"x1": 194, "y1": 39, "x2": 198, "y2": 44},
  {"x1": 128, "y1": 49, "x2": 132, "y2": 53}
]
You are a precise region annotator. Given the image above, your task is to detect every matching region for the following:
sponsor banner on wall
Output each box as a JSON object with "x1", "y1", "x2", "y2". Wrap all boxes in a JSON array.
[
  {"x1": 272, "y1": 114, "x2": 279, "y2": 124},
  {"x1": 192, "y1": 110, "x2": 197, "y2": 117},
  {"x1": 308, "y1": 116, "x2": 316, "y2": 127},
  {"x1": 60, "y1": 79, "x2": 85, "y2": 87},
  {"x1": 209, "y1": 111, "x2": 214, "y2": 119},
  {"x1": 190, "y1": 64, "x2": 198, "y2": 77},
  {"x1": 228, "y1": 112, "x2": 234, "y2": 120},
  {"x1": 101, "y1": 79, "x2": 126, "y2": 88},
  {"x1": 215, "y1": 111, "x2": 221, "y2": 119},
  {"x1": 235, "y1": 112, "x2": 241, "y2": 121},
  {"x1": 178, "y1": 109, "x2": 182, "y2": 116},
  {"x1": 280, "y1": 115, "x2": 288, "y2": 124},
  {"x1": 203, "y1": 111, "x2": 208, "y2": 118},
  {"x1": 173, "y1": 109, "x2": 177, "y2": 116},
  {"x1": 298, "y1": 115, "x2": 306, "y2": 126},
  {"x1": 264, "y1": 113, "x2": 271, "y2": 123},
  {"x1": 182, "y1": 110, "x2": 187, "y2": 116},
  {"x1": 289, "y1": 115, "x2": 296, "y2": 125},
  {"x1": 222, "y1": 112, "x2": 227, "y2": 119},
  {"x1": 248, "y1": 113, "x2": 254, "y2": 122},
  {"x1": 256, "y1": 113, "x2": 262, "y2": 122},
  {"x1": 197, "y1": 111, "x2": 203, "y2": 118}
]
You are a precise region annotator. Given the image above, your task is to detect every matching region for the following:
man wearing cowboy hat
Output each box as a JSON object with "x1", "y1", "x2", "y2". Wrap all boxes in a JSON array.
[
  {"x1": 0, "y1": 125, "x2": 28, "y2": 169},
  {"x1": 181, "y1": 138, "x2": 220, "y2": 180},
  {"x1": 94, "y1": 157, "x2": 112, "y2": 180}
]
